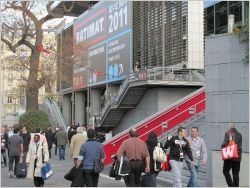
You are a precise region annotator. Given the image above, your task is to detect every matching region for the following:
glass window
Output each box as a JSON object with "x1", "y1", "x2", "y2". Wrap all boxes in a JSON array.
[
  {"x1": 229, "y1": 3, "x2": 242, "y2": 23},
  {"x1": 7, "y1": 96, "x2": 12, "y2": 103},
  {"x1": 215, "y1": 2, "x2": 228, "y2": 34}
]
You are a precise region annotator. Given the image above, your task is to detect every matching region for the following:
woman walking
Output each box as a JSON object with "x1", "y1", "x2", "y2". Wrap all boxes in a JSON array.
[
  {"x1": 146, "y1": 131, "x2": 163, "y2": 184},
  {"x1": 26, "y1": 134, "x2": 49, "y2": 187}
]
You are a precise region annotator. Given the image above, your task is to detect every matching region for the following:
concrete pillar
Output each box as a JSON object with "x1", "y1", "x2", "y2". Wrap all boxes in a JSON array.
[
  {"x1": 74, "y1": 91, "x2": 86, "y2": 126},
  {"x1": 90, "y1": 88, "x2": 100, "y2": 117},
  {"x1": 62, "y1": 94, "x2": 71, "y2": 126}
]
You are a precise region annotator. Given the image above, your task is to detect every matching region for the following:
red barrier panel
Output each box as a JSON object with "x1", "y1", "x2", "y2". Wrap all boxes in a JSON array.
[{"x1": 103, "y1": 89, "x2": 206, "y2": 165}]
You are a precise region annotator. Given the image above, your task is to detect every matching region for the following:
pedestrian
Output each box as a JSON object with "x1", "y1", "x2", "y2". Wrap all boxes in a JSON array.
[
  {"x1": 186, "y1": 126, "x2": 207, "y2": 187},
  {"x1": 116, "y1": 129, "x2": 150, "y2": 187},
  {"x1": 45, "y1": 127, "x2": 54, "y2": 158},
  {"x1": 164, "y1": 127, "x2": 194, "y2": 187},
  {"x1": 20, "y1": 126, "x2": 31, "y2": 164},
  {"x1": 1, "y1": 126, "x2": 8, "y2": 167},
  {"x1": 76, "y1": 128, "x2": 105, "y2": 187},
  {"x1": 146, "y1": 132, "x2": 163, "y2": 180},
  {"x1": 8, "y1": 125, "x2": 24, "y2": 178},
  {"x1": 1, "y1": 134, "x2": 7, "y2": 167},
  {"x1": 68, "y1": 125, "x2": 77, "y2": 145},
  {"x1": 54, "y1": 127, "x2": 59, "y2": 155},
  {"x1": 55, "y1": 127, "x2": 67, "y2": 160},
  {"x1": 222, "y1": 124, "x2": 242, "y2": 187},
  {"x1": 26, "y1": 134, "x2": 49, "y2": 187},
  {"x1": 70, "y1": 127, "x2": 87, "y2": 165}
]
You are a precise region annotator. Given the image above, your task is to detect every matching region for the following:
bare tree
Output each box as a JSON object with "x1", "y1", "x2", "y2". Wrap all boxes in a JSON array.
[{"x1": 1, "y1": 1, "x2": 74, "y2": 110}]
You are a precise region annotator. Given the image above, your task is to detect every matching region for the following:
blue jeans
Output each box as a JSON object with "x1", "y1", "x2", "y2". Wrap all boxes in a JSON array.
[
  {"x1": 186, "y1": 160, "x2": 200, "y2": 187},
  {"x1": 59, "y1": 145, "x2": 65, "y2": 160}
]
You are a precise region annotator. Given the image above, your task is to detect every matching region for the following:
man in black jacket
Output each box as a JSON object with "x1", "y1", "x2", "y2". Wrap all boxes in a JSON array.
[
  {"x1": 20, "y1": 127, "x2": 31, "y2": 163},
  {"x1": 164, "y1": 127, "x2": 194, "y2": 187},
  {"x1": 221, "y1": 124, "x2": 242, "y2": 187},
  {"x1": 45, "y1": 127, "x2": 54, "y2": 158}
]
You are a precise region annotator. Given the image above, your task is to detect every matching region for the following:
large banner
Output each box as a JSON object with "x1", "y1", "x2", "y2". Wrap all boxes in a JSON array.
[{"x1": 73, "y1": 1, "x2": 132, "y2": 90}]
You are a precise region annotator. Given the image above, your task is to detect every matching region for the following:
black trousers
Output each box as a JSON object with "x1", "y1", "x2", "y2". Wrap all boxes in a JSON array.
[
  {"x1": 34, "y1": 159, "x2": 44, "y2": 187},
  {"x1": 83, "y1": 169, "x2": 100, "y2": 187},
  {"x1": 9, "y1": 156, "x2": 20, "y2": 175},
  {"x1": 223, "y1": 160, "x2": 241, "y2": 187},
  {"x1": 124, "y1": 160, "x2": 144, "y2": 187}
]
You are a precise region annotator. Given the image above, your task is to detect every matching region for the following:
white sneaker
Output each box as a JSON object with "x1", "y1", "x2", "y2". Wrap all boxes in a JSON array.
[{"x1": 9, "y1": 171, "x2": 13, "y2": 178}]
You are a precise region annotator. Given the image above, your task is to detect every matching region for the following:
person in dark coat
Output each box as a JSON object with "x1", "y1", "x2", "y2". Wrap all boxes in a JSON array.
[
  {"x1": 68, "y1": 125, "x2": 77, "y2": 145},
  {"x1": 45, "y1": 127, "x2": 54, "y2": 158},
  {"x1": 20, "y1": 127, "x2": 31, "y2": 163},
  {"x1": 146, "y1": 131, "x2": 162, "y2": 178},
  {"x1": 221, "y1": 124, "x2": 242, "y2": 187},
  {"x1": 54, "y1": 127, "x2": 59, "y2": 155}
]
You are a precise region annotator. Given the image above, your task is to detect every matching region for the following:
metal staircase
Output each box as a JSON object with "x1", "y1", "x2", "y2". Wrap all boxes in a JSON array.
[
  {"x1": 103, "y1": 87, "x2": 206, "y2": 165},
  {"x1": 98, "y1": 67, "x2": 205, "y2": 127}
]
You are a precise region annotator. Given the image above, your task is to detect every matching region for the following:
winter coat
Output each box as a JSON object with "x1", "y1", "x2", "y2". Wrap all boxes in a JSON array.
[
  {"x1": 26, "y1": 141, "x2": 49, "y2": 178},
  {"x1": 70, "y1": 133, "x2": 87, "y2": 159},
  {"x1": 55, "y1": 130, "x2": 67, "y2": 146},
  {"x1": 45, "y1": 130, "x2": 54, "y2": 149}
]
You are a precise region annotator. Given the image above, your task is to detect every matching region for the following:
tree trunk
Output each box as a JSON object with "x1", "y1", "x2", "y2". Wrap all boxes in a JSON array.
[{"x1": 26, "y1": 87, "x2": 39, "y2": 110}]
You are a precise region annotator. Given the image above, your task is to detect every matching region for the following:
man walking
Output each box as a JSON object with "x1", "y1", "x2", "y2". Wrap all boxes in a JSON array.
[
  {"x1": 186, "y1": 126, "x2": 207, "y2": 187},
  {"x1": 116, "y1": 129, "x2": 150, "y2": 187},
  {"x1": 222, "y1": 124, "x2": 242, "y2": 187},
  {"x1": 70, "y1": 127, "x2": 87, "y2": 165},
  {"x1": 55, "y1": 127, "x2": 67, "y2": 160},
  {"x1": 20, "y1": 127, "x2": 31, "y2": 163},
  {"x1": 45, "y1": 127, "x2": 54, "y2": 158},
  {"x1": 8, "y1": 126, "x2": 23, "y2": 178},
  {"x1": 164, "y1": 127, "x2": 194, "y2": 187}
]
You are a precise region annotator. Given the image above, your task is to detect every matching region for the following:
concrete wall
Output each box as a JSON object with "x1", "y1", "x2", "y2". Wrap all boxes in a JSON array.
[
  {"x1": 74, "y1": 91, "x2": 86, "y2": 125},
  {"x1": 62, "y1": 94, "x2": 72, "y2": 126},
  {"x1": 90, "y1": 89, "x2": 101, "y2": 116},
  {"x1": 205, "y1": 34, "x2": 249, "y2": 186},
  {"x1": 113, "y1": 87, "x2": 198, "y2": 135}
]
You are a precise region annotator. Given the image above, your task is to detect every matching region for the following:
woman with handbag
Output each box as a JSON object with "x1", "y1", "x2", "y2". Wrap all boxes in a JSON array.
[
  {"x1": 26, "y1": 134, "x2": 49, "y2": 187},
  {"x1": 75, "y1": 128, "x2": 105, "y2": 187},
  {"x1": 145, "y1": 131, "x2": 164, "y2": 187}
]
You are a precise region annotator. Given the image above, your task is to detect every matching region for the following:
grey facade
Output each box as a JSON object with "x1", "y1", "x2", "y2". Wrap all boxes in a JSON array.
[{"x1": 204, "y1": 34, "x2": 249, "y2": 186}]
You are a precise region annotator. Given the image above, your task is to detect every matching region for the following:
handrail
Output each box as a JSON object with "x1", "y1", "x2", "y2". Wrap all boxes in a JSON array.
[
  {"x1": 104, "y1": 87, "x2": 205, "y2": 145},
  {"x1": 99, "y1": 66, "x2": 204, "y2": 126},
  {"x1": 111, "y1": 98, "x2": 205, "y2": 145},
  {"x1": 52, "y1": 101, "x2": 67, "y2": 129},
  {"x1": 159, "y1": 113, "x2": 206, "y2": 142}
]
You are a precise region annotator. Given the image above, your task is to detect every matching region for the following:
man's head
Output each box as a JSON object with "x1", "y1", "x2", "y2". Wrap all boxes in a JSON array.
[
  {"x1": 34, "y1": 134, "x2": 40, "y2": 143},
  {"x1": 87, "y1": 128, "x2": 95, "y2": 139},
  {"x1": 13, "y1": 125, "x2": 20, "y2": 134},
  {"x1": 77, "y1": 127, "x2": 84, "y2": 133},
  {"x1": 191, "y1": 127, "x2": 199, "y2": 138},
  {"x1": 129, "y1": 129, "x2": 138, "y2": 138},
  {"x1": 22, "y1": 127, "x2": 27, "y2": 134},
  {"x1": 177, "y1": 127, "x2": 186, "y2": 138}
]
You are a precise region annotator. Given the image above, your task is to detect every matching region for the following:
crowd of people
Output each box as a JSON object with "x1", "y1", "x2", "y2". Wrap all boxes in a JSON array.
[{"x1": 0, "y1": 123, "x2": 242, "y2": 187}]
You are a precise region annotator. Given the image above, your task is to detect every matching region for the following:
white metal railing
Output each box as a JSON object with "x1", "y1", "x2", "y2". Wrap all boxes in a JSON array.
[
  {"x1": 98, "y1": 67, "x2": 204, "y2": 125},
  {"x1": 52, "y1": 101, "x2": 67, "y2": 130}
]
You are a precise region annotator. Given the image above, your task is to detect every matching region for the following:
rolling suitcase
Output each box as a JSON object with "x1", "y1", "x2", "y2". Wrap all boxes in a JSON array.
[{"x1": 16, "y1": 163, "x2": 27, "y2": 178}]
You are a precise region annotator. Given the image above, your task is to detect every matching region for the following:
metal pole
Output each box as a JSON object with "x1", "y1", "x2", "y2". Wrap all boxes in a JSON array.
[
  {"x1": 162, "y1": 1, "x2": 165, "y2": 79},
  {"x1": 0, "y1": 2, "x2": 3, "y2": 126}
]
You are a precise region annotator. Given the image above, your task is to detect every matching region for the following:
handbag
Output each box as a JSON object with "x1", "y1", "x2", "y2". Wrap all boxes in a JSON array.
[
  {"x1": 93, "y1": 147, "x2": 104, "y2": 174},
  {"x1": 41, "y1": 162, "x2": 53, "y2": 180},
  {"x1": 141, "y1": 174, "x2": 156, "y2": 187},
  {"x1": 161, "y1": 153, "x2": 171, "y2": 171},
  {"x1": 153, "y1": 143, "x2": 167, "y2": 163},
  {"x1": 221, "y1": 141, "x2": 239, "y2": 160},
  {"x1": 64, "y1": 166, "x2": 77, "y2": 181}
]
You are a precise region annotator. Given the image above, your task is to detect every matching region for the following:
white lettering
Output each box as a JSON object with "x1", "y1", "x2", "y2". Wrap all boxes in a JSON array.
[{"x1": 222, "y1": 145, "x2": 235, "y2": 159}]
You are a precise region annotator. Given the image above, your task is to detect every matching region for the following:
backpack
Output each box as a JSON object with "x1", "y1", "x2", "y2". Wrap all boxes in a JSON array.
[{"x1": 153, "y1": 143, "x2": 167, "y2": 163}]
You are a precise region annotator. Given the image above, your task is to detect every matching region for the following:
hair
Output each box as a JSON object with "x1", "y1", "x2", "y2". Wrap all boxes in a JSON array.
[
  {"x1": 87, "y1": 128, "x2": 95, "y2": 139},
  {"x1": 147, "y1": 131, "x2": 158, "y2": 147},
  {"x1": 34, "y1": 134, "x2": 40, "y2": 141},
  {"x1": 191, "y1": 127, "x2": 199, "y2": 131},
  {"x1": 13, "y1": 126, "x2": 20, "y2": 134},
  {"x1": 129, "y1": 129, "x2": 138, "y2": 137},
  {"x1": 77, "y1": 127, "x2": 84, "y2": 133},
  {"x1": 35, "y1": 128, "x2": 40, "y2": 133},
  {"x1": 177, "y1": 127, "x2": 186, "y2": 134}
]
